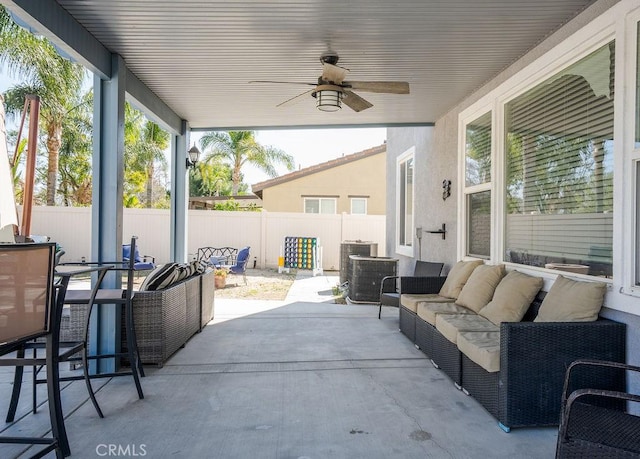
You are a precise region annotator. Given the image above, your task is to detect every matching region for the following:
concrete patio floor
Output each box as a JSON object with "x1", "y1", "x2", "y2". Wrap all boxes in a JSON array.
[{"x1": 1, "y1": 271, "x2": 557, "y2": 458}]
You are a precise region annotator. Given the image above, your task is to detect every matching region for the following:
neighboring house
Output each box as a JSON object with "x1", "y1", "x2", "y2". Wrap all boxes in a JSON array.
[
  {"x1": 385, "y1": 1, "x2": 640, "y2": 384},
  {"x1": 252, "y1": 144, "x2": 386, "y2": 215}
]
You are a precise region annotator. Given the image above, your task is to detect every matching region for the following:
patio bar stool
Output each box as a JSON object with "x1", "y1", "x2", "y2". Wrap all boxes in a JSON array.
[{"x1": 51, "y1": 237, "x2": 146, "y2": 403}]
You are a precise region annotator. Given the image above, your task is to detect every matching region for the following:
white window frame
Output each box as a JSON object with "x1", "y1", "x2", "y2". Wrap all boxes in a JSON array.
[
  {"x1": 303, "y1": 197, "x2": 337, "y2": 214},
  {"x1": 396, "y1": 147, "x2": 415, "y2": 257},
  {"x1": 625, "y1": 8, "x2": 640, "y2": 297},
  {"x1": 457, "y1": 0, "x2": 640, "y2": 315},
  {"x1": 350, "y1": 197, "x2": 367, "y2": 215},
  {"x1": 456, "y1": 2, "x2": 640, "y2": 314},
  {"x1": 459, "y1": 109, "x2": 495, "y2": 260},
  {"x1": 497, "y1": 38, "x2": 618, "y2": 281}
]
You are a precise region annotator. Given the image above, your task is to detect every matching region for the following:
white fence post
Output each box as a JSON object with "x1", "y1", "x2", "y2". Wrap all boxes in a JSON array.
[{"x1": 260, "y1": 209, "x2": 267, "y2": 269}]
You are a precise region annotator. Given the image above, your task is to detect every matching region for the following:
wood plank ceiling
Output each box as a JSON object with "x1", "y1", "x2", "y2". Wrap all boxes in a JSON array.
[{"x1": 55, "y1": 0, "x2": 597, "y2": 130}]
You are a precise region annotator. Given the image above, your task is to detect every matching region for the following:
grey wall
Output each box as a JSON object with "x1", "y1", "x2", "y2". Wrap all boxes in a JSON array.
[
  {"x1": 601, "y1": 307, "x2": 640, "y2": 369},
  {"x1": 387, "y1": 0, "x2": 638, "y2": 389},
  {"x1": 386, "y1": 126, "x2": 457, "y2": 276}
]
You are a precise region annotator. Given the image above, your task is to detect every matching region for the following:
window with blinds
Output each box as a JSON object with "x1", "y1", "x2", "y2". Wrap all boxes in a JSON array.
[
  {"x1": 505, "y1": 42, "x2": 614, "y2": 277},
  {"x1": 350, "y1": 198, "x2": 367, "y2": 215},
  {"x1": 464, "y1": 112, "x2": 492, "y2": 258},
  {"x1": 467, "y1": 190, "x2": 491, "y2": 258},
  {"x1": 304, "y1": 197, "x2": 336, "y2": 214}
]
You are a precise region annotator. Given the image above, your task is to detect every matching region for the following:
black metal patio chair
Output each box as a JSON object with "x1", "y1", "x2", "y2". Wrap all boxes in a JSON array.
[
  {"x1": 378, "y1": 260, "x2": 444, "y2": 318},
  {"x1": 556, "y1": 359, "x2": 640, "y2": 458}
]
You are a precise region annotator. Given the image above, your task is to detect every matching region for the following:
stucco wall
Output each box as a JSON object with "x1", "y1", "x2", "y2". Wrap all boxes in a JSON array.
[
  {"x1": 261, "y1": 151, "x2": 386, "y2": 214},
  {"x1": 388, "y1": 0, "x2": 624, "y2": 280},
  {"x1": 387, "y1": 0, "x2": 639, "y2": 386},
  {"x1": 386, "y1": 126, "x2": 457, "y2": 276}
]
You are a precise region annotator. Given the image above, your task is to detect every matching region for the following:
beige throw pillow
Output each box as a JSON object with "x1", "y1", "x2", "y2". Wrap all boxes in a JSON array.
[
  {"x1": 455, "y1": 264, "x2": 506, "y2": 313},
  {"x1": 438, "y1": 260, "x2": 484, "y2": 299},
  {"x1": 534, "y1": 275, "x2": 607, "y2": 322},
  {"x1": 479, "y1": 270, "x2": 543, "y2": 325}
]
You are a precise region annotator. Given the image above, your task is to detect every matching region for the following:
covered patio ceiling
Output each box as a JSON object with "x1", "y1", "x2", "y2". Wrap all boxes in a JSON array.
[{"x1": 5, "y1": 0, "x2": 598, "y2": 131}]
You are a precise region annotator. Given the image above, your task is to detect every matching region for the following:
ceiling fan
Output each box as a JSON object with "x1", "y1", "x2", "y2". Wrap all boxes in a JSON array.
[{"x1": 250, "y1": 52, "x2": 410, "y2": 112}]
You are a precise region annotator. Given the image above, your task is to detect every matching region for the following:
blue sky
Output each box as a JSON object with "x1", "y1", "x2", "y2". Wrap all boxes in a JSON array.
[{"x1": 197, "y1": 128, "x2": 386, "y2": 184}]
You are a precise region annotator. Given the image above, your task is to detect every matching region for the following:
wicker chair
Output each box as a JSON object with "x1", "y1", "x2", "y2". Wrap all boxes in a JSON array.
[
  {"x1": 556, "y1": 359, "x2": 640, "y2": 458},
  {"x1": 378, "y1": 260, "x2": 444, "y2": 319}
]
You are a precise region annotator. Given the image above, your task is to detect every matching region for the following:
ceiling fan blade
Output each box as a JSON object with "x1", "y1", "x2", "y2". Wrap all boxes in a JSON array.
[
  {"x1": 276, "y1": 88, "x2": 315, "y2": 108},
  {"x1": 342, "y1": 90, "x2": 373, "y2": 112},
  {"x1": 343, "y1": 81, "x2": 410, "y2": 94},
  {"x1": 322, "y1": 63, "x2": 349, "y2": 84},
  {"x1": 249, "y1": 80, "x2": 316, "y2": 87}
]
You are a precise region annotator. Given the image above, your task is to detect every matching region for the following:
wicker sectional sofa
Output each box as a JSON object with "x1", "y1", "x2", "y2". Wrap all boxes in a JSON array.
[
  {"x1": 67, "y1": 269, "x2": 215, "y2": 368},
  {"x1": 125, "y1": 269, "x2": 215, "y2": 367},
  {"x1": 398, "y1": 261, "x2": 626, "y2": 431}
]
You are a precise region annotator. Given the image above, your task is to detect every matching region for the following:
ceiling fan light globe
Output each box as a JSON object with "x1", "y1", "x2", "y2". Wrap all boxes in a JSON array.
[{"x1": 316, "y1": 89, "x2": 342, "y2": 112}]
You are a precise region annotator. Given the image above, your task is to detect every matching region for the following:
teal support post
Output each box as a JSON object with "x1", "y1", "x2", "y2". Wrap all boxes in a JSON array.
[
  {"x1": 90, "y1": 54, "x2": 126, "y2": 374},
  {"x1": 171, "y1": 122, "x2": 189, "y2": 263}
]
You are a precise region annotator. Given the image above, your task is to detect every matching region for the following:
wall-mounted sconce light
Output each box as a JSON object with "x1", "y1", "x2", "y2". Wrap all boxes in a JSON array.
[
  {"x1": 442, "y1": 180, "x2": 451, "y2": 201},
  {"x1": 187, "y1": 144, "x2": 201, "y2": 169}
]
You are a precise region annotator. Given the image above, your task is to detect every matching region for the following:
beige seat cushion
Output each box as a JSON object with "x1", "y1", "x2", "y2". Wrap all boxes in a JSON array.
[
  {"x1": 535, "y1": 275, "x2": 607, "y2": 322},
  {"x1": 455, "y1": 264, "x2": 506, "y2": 313},
  {"x1": 457, "y1": 331, "x2": 501, "y2": 373},
  {"x1": 416, "y1": 302, "x2": 474, "y2": 325},
  {"x1": 438, "y1": 260, "x2": 484, "y2": 300},
  {"x1": 435, "y1": 313, "x2": 499, "y2": 344},
  {"x1": 400, "y1": 293, "x2": 454, "y2": 313},
  {"x1": 479, "y1": 270, "x2": 543, "y2": 325}
]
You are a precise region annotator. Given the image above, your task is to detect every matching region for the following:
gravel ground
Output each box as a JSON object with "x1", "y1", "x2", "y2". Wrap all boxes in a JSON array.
[
  {"x1": 74, "y1": 268, "x2": 297, "y2": 301},
  {"x1": 213, "y1": 268, "x2": 297, "y2": 300}
]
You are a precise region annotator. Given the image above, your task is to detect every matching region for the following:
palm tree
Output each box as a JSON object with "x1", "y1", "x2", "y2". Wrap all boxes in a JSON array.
[
  {"x1": 7, "y1": 134, "x2": 26, "y2": 204},
  {"x1": 0, "y1": 6, "x2": 87, "y2": 206},
  {"x1": 189, "y1": 160, "x2": 234, "y2": 197},
  {"x1": 145, "y1": 122, "x2": 169, "y2": 207},
  {"x1": 123, "y1": 103, "x2": 169, "y2": 208},
  {"x1": 135, "y1": 121, "x2": 169, "y2": 207},
  {"x1": 199, "y1": 131, "x2": 294, "y2": 195},
  {"x1": 58, "y1": 91, "x2": 93, "y2": 206}
]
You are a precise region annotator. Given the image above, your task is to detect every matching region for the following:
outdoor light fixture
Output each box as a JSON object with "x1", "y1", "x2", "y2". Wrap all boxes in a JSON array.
[
  {"x1": 186, "y1": 144, "x2": 201, "y2": 169},
  {"x1": 313, "y1": 85, "x2": 343, "y2": 112}
]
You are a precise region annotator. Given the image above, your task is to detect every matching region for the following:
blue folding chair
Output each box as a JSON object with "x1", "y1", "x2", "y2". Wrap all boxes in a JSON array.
[
  {"x1": 228, "y1": 246, "x2": 250, "y2": 285},
  {"x1": 123, "y1": 238, "x2": 155, "y2": 271}
]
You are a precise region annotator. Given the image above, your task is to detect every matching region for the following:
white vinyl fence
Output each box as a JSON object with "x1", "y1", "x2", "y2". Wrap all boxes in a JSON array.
[{"x1": 25, "y1": 206, "x2": 386, "y2": 271}]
